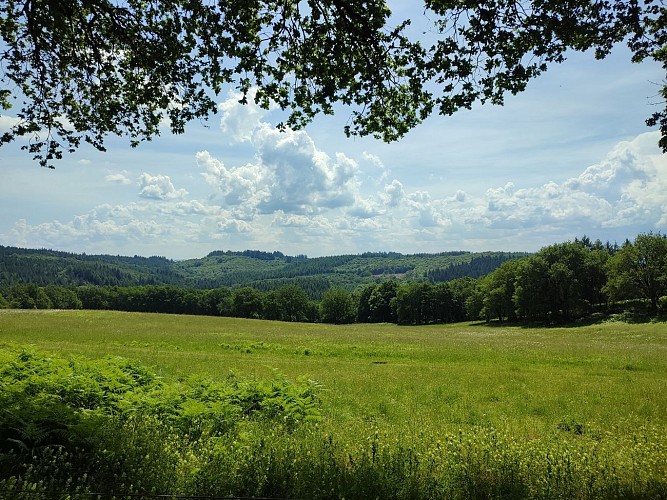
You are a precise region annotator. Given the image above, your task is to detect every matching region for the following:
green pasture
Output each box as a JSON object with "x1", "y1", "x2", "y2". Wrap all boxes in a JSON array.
[
  {"x1": 2, "y1": 309, "x2": 666, "y2": 498},
  {"x1": 1, "y1": 309, "x2": 665, "y2": 441}
]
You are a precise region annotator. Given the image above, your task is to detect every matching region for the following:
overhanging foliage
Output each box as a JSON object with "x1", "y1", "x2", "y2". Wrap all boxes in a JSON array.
[{"x1": 1, "y1": 1, "x2": 666, "y2": 166}]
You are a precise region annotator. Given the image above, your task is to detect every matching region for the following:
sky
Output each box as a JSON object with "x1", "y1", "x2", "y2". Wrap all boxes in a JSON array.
[{"x1": 1, "y1": 12, "x2": 666, "y2": 259}]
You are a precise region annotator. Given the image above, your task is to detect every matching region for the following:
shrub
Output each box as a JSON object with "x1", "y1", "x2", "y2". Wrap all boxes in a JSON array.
[
  {"x1": 659, "y1": 295, "x2": 667, "y2": 313},
  {"x1": 0, "y1": 346, "x2": 321, "y2": 497}
]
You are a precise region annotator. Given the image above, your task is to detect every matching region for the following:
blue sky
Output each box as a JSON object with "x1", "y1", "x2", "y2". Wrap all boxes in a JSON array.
[{"x1": 1, "y1": 19, "x2": 666, "y2": 259}]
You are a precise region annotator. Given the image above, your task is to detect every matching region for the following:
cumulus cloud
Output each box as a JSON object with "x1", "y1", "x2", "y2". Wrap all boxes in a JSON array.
[
  {"x1": 253, "y1": 126, "x2": 359, "y2": 213},
  {"x1": 383, "y1": 179, "x2": 405, "y2": 207},
  {"x1": 200, "y1": 124, "x2": 362, "y2": 217},
  {"x1": 105, "y1": 173, "x2": 131, "y2": 185},
  {"x1": 138, "y1": 173, "x2": 188, "y2": 200},
  {"x1": 8, "y1": 213, "x2": 168, "y2": 247},
  {"x1": 199, "y1": 152, "x2": 264, "y2": 209},
  {"x1": 161, "y1": 200, "x2": 217, "y2": 216},
  {"x1": 218, "y1": 88, "x2": 275, "y2": 143},
  {"x1": 347, "y1": 196, "x2": 383, "y2": 219},
  {"x1": 216, "y1": 218, "x2": 252, "y2": 234},
  {"x1": 4, "y1": 127, "x2": 666, "y2": 258},
  {"x1": 474, "y1": 133, "x2": 667, "y2": 233},
  {"x1": 405, "y1": 192, "x2": 446, "y2": 227},
  {"x1": 563, "y1": 138, "x2": 652, "y2": 199},
  {"x1": 362, "y1": 152, "x2": 390, "y2": 183},
  {"x1": 2, "y1": 199, "x2": 241, "y2": 256},
  {"x1": 481, "y1": 181, "x2": 613, "y2": 230},
  {"x1": 273, "y1": 213, "x2": 337, "y2": 232}
]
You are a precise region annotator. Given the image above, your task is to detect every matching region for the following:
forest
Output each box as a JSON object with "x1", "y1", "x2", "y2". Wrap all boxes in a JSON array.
[
  {"x1": 0, "y1": 244, "x2": 524, "y2": 291},
  {"x1": 1, "y1": 232, "x2": 666, "y2": 324}
]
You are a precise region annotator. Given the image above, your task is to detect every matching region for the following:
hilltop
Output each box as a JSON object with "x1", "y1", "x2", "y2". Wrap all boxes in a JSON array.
[{"x1": 0, "y1": 245, "x2": 527, "y2": 296}]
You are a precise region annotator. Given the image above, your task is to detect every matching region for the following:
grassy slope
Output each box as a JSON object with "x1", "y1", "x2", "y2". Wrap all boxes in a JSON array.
[{"x1": 1, "y1": 309, "x2": 665, "y2": 443}]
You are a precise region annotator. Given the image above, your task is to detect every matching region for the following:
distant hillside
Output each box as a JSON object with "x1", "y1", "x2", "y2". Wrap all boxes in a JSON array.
[
  {"x1": 0, "y1": 245, "x2": 529, "y2": 295},
  {"x1": 425, "y1": 254, "x2": 522, "y2": 283},
  {"x1": 0, "y1": 246, "x2": 184, "y2": 287}
]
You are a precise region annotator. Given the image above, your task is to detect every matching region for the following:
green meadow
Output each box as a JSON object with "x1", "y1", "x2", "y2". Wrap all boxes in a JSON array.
[{"x1": 1, "y1": 309, "x2": 666, "y2": 498}]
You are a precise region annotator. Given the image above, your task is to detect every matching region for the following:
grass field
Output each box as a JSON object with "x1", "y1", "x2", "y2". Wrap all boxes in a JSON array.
[{"x1": 1, "y1": 309, "x2": 666, "y2": 498}]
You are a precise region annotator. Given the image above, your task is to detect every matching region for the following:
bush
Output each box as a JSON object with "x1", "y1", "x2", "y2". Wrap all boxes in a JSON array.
[
  {"x1": 659, "y1": 296, "x2": 667, "y2": 313},
  {"x1": 0, "y1": 346, "x2": 321, "y2": 498}
]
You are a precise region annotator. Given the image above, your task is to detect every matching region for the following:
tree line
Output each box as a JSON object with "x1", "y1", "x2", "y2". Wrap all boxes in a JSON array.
[
  {"x1": 472, "y1": 233, "x2": 666, "y2": 322},
  {"x1": 1, "y1": 233, "x2": 666, "y2": 324},
  {"x1": 0, "y1": 279, "x2": 473, "y2": 325}
]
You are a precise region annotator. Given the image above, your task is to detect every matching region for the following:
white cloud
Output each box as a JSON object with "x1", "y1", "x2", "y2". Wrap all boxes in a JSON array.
[
  {"x1": 199, "y1": 152, "x2": 264, "y2": 210},
  {"x1": 138, "y1": 173, "x2": 188, "y2": 200},
  {"x1": 362, "y1": 152, "x2": 389, "y2": 183},
  {"x1": 273, "y1": 213, "x2": 336, "y2": 232},
  {"x1": 384, "y1": 179, "x2": 405, "y2": 207},
  {"x1": 347, "y1": 196, "x2": 383, "y2": 219},
  {"x1": 454, "y1": 190, "x2": 467, "y2": 202},
  {"x1": 3, "y1": 199, "x2": 225, "y2": 255},
  {"x1": 477, "y1": 132, "x2": 667, "y2": 232},
  {"x1": 218, "y1": 88, "x2": 275, "y2": 143},
  {"x1": 3, "y1": 129, "x2": 666, "y2": 258},
  {"x1": 105, "y1": 173, "x2": 131, "y2": 185},
  {"x1": 207, "y1": 92, "x2": 666, "y2": 245},
  {"x1": 252, "y1": 125, "x2": 359, "y2": 213},
  {"x1": 563, "y1": 137, "x2": 652, "y2": 198},
  {"x1": 200, "y1": 124, "x2": 362, "y2": 216},
  {"x1": 7, "y1": 214, "x2": 167, "y2": 247},
  {"x1": 216, "y1": 218, "x2": 252, "y2": 234},
  {"x1": 0, "y1": 114, "x2": 21, "y2": 131},
  {"x1": 161, "y1": 200, "x2": 217, "y2": 216}
]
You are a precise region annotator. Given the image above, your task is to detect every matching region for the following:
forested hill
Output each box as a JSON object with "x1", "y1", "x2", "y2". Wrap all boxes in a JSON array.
[{"x1": 0, "y1": 245, "x2": 527, "y2": 293}]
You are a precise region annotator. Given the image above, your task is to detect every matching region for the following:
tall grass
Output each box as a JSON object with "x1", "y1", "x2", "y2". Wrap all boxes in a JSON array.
[{"x1": 0, "y1": 310, "x2": 665, "y2": 498}]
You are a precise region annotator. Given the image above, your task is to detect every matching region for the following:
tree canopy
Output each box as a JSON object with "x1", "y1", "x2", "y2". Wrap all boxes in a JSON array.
[
  {"x1": 1, "y1": 0, "x2": 666, "y2": 166},
  {"x1": 605, "y1": 232, "x2": 667, "y2": 310}
]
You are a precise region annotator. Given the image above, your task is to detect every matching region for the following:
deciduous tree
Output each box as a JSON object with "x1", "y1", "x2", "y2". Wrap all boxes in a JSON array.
[
  {"x1": 605, "y1": 232, "x2": 667, "y2": 310},
  {"x1": 2, "y1": 1, "x2": 665, "y2": 166},
  {"x1": 232, "y1": 287, "x2": 264, "y2": 319},
  {"x1": 319, "y1": 287, "x2": 355, "y2": 324},
  {"x1": 272, "y1": 284, "x2": 311, "y2": 322},
  {"x1": 368, "y1": 280, "x2": 398, "y2": 323}
]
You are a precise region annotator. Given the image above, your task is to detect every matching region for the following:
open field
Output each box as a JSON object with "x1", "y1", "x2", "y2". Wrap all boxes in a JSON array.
[
  {"x1": 1, "y1": 309, "x2": 666, "y2": 498},
  {"x1": 2, "y1": 309, "x2": 665, "y2": 436}
]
